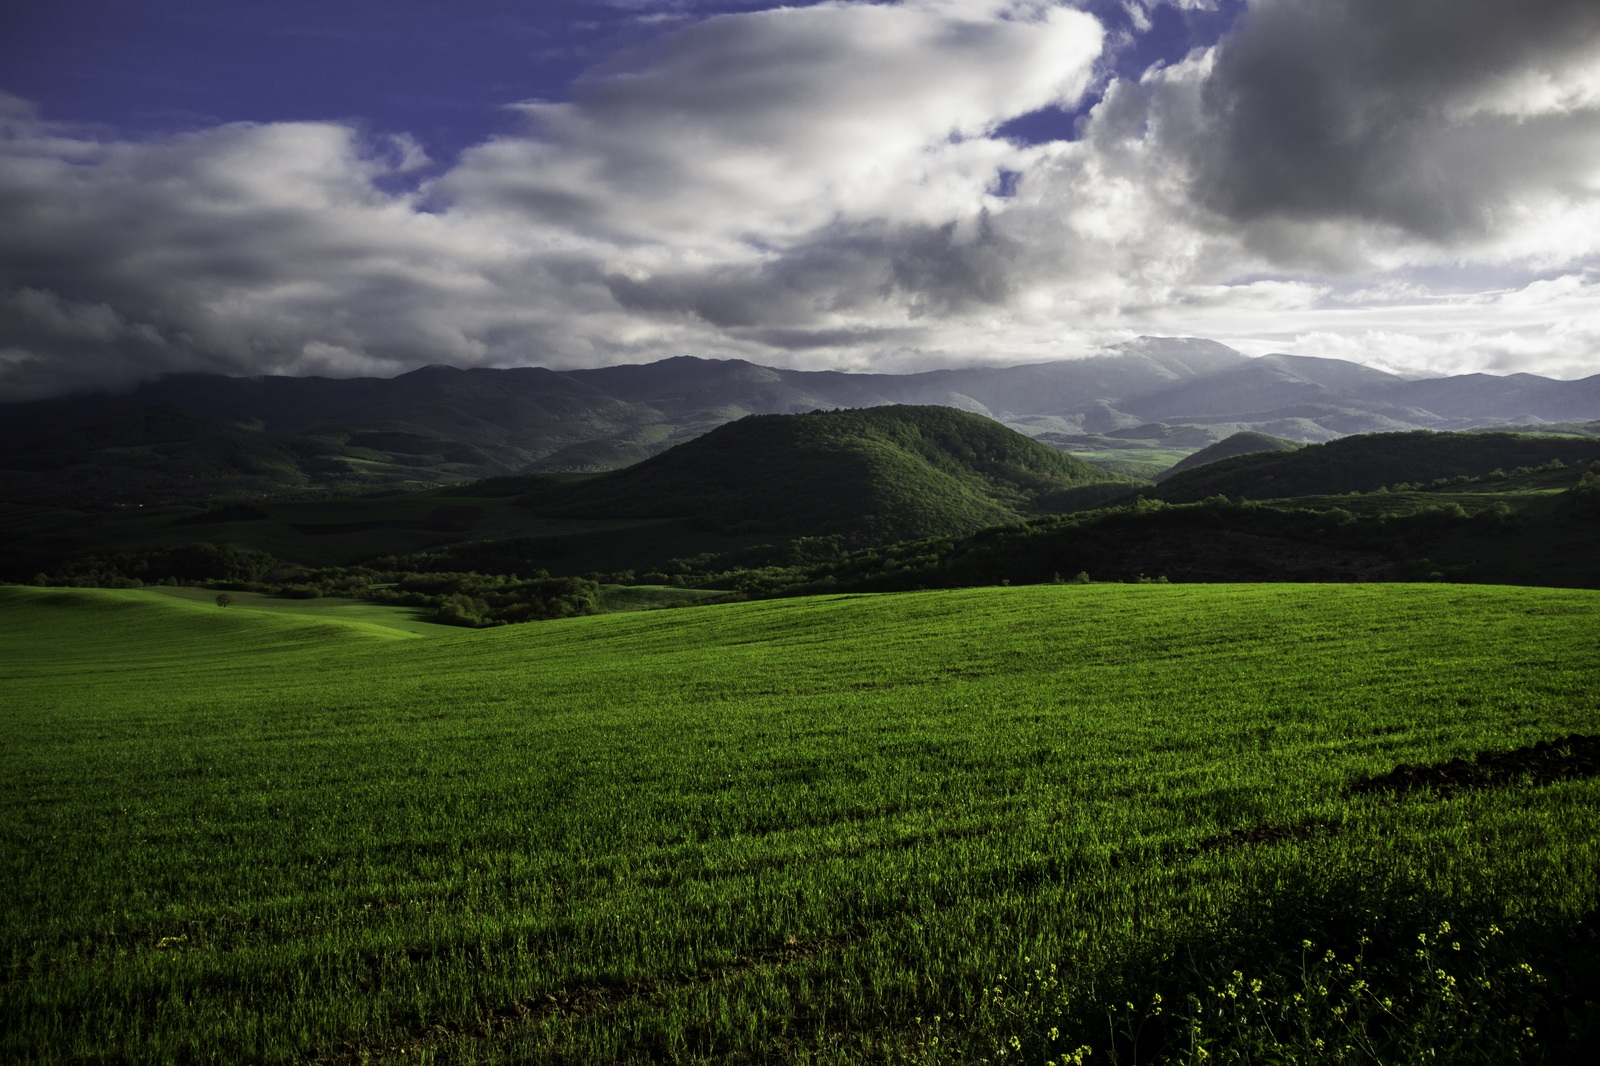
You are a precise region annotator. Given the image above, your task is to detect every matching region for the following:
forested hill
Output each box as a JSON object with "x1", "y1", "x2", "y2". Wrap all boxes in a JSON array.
[
  {"x1": 1153, "y1": 431, "x2": 1302, "y2": 482},
  {"x1": 527, "y1": 406, "x2": 1134, "y2": 541},
  {"x1": 1149, "y1": 431, "x2": 1600, "y2": 503}
]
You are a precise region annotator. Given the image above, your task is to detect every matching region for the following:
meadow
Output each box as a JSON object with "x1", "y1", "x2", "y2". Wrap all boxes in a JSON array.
[{"x1": 3, "y1": 582, "x2": 1598, "y2": 1063}]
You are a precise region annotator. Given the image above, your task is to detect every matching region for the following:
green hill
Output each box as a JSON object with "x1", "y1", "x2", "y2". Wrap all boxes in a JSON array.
[
  {"x1": 707, "y1": 453, "x2": 1600, "y2": 595},
  {"x1": 1149, "y1": 430, "x2": 1600, "y2": 503},
  {"x1": 1153, "y1": 430, "x2": 1302, "y2": 482},
  {"x1": 529, "y1": 405, "x2": 1133, "y2": 540}
]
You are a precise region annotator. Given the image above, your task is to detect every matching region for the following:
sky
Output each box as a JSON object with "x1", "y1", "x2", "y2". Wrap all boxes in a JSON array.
[{"x1": 1, "y1": 0, "x2": 1598, "y2": 400}]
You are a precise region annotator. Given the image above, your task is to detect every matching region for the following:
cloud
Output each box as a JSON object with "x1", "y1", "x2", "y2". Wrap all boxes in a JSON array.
[
  {"x1": 440, "y1": 0, "x2": 1103, "y2": 245},
  {"x1": 0, "y1": 115, "x2": 509, "y2": 397},
  {"x1": 1, "y1": 1, "x2": 1599, "y2": 401},
  {"x1": 0, "y1": 0, "x2": 1112, "y2": 398},
  {"x1": 1184, "y1": 0, "x2": 1600, "y2": 251}
]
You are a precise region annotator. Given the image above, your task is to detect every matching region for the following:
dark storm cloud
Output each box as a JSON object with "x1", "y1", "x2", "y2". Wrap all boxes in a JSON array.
[
  {"x1": 731, "y1": 326, "x2": 924, "y2": 352},
  {"x1": 606, "y1": 216, "x2": 1022, "y2": 330},
  {"x1": 0, "y1": 116, "x2": 540, "y2": 398},
  {"x1": 1188, "y1": 0, "x2": 1600, "y2": 242}
]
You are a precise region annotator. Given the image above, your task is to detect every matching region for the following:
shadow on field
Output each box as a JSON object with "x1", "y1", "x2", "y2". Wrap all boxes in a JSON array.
[
  {"x1": 1351, "y1": 734, "x2": 1600, "y2": 797},
  {"x1": 994, "y1": 871, "x2": 1600, "y2": 1065},
  {"x1": 1189, "y1": 735, "x2": 1600, "y2": 859}
]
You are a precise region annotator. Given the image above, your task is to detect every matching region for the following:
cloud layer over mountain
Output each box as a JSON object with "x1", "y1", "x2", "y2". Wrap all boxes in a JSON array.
[{"x1": 2, "y1": 0, "x2": 1598, "y2": 399}]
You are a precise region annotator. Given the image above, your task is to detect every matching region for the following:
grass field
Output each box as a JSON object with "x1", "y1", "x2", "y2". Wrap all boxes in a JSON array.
[
  {"x1": 1065, "y1": 448, "x2": 1190, "y2": 481},
  {"x1": 141, "y1": 585, "x2": 439, "y2": 636},
  {"x1": 3, "y1": 582, "x2": 1598, "y2": 1063}
]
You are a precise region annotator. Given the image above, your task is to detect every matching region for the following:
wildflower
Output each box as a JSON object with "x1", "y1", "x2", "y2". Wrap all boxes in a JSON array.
[
  {"x1": 1302, "y1": 939, "x2": 1313, "y2": 949},
  {"x1": 1438, "y1": 921, "x2": 1451, "y2": 935},
  {"x1": 1249, "y1": 979, "x2": 1263, "y2": 994},
  {"x1": 1049, "y1": 1027, "x2": 1059, "y2": 1042},
  {"x1": 1011, "y1": 1035, "x2": 1023, "y2": 1051}
]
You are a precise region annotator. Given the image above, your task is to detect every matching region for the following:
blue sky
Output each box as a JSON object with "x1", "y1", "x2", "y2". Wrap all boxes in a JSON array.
[
  {"x1": 1, "y1": 0, "x2": 1598, "y2": 398},
  {"x1": 2, "y1": 1, "x2": 1241, "y2": 165}
]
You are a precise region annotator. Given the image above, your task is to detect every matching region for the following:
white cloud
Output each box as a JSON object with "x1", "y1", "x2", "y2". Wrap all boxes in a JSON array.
[
  {"x1": 441, "y1": 0, "x2": 1103, "y2": 248},
  {"x1": 2, "y1": 0, "x2": 1599, "y2": 400}
]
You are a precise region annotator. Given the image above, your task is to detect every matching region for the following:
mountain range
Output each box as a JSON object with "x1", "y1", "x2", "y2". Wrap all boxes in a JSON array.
[{"x1": 3, "y1": 337, "x2": 1598, "y2": 506}]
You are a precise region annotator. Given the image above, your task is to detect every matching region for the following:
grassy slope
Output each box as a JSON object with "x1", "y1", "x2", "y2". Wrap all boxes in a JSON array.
[
  {"x1": 534, "y1": 406, "x2": 1128, "y2": 540},
  {"x1": 4, "y1": 583, "x2": 1599, "y2": 1062},
  {"x1": 141, "y1": 585, "x2": 439, "y2": 635}
]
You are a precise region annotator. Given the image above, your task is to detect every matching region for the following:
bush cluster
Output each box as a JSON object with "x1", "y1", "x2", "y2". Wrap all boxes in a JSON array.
[{"x1": 365, "y1": 572, "x2": 599, "y2": 627}]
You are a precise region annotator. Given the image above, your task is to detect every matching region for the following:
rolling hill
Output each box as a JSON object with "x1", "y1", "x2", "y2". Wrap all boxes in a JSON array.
[
  {"x1": 1148, "y1": 430, "x2": 1600, "y2": 503},
  {"x1": 0, "y1": 407, "x2": 1136, "y2": 585},
  {"x1": 6, "y1": 581, "x2": 1599, "y2": 1061},
  {"x1": 1152, "y1": 430, "x2": 1302, "y2": 482},
  {"x1": 527, "y1": 405, "x2": 1132, "y2": 541}
]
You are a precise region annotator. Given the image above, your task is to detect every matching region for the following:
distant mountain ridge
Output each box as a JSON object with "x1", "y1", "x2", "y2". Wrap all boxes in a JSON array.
[{"x1": 3, "y1": 338, "x2": 1598, "y2": 505}]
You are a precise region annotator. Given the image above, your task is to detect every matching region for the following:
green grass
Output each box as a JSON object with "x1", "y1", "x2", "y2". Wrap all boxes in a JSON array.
[
  {"x1": 1068, "y1": 449, "x2": 1184, "y2": 480},
  {"x1": 3, "y1": 583, "x2": 1598, "y2": 1063},
  {"x1": 1068, "y1": 447, "x2": 1190, "y2": 466},
  {"x1": 142, "y1": 585, "x2": 439, "y2": 636}
]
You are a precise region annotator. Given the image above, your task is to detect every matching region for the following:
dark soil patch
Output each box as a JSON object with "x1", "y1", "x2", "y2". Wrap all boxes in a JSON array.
[
  {"x1": 1194, "y1": 819, "x2": 1333, "y2": 853},
  {"x1": 1351, "y1": 733, "x2": 1600, "y2": 797}
]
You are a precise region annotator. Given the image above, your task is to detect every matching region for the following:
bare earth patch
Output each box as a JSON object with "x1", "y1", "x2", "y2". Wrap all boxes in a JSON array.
[{"x1": 1351, "y1": 733, "x2": 1600, "y2": 796}]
